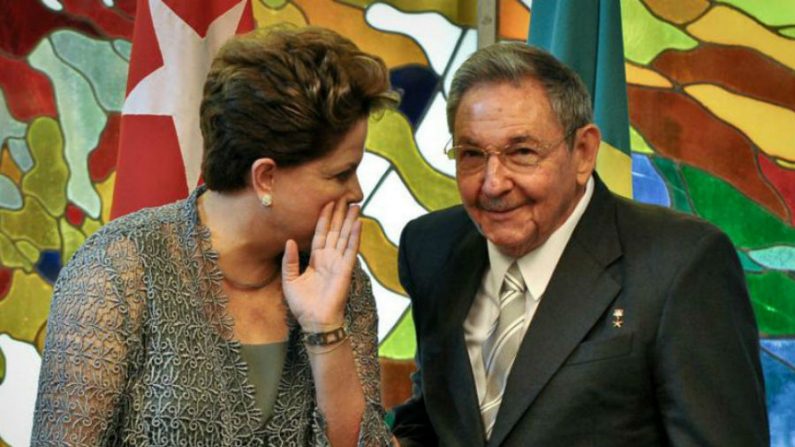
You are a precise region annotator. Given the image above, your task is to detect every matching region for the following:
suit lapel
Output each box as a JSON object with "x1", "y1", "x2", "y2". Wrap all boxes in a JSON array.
[
  {"x1": 488, "y1": 178, "x2": 624, "y2": 445},
  {"x1": 425, "y1": 225, "x2": 489, "y2": 446}
]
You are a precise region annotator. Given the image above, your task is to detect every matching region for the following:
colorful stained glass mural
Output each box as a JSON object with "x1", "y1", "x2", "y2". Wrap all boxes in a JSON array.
[{"x1": 0, "y1": 1, "x2": 792, "y2": 446}]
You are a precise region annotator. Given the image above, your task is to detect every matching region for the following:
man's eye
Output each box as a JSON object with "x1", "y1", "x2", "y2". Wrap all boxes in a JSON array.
[
  {"x1": 507, "y1": 147, "x2": 541, "y2": 165},
  {"x1": 459, "y1": 148, "x2": 486, "y2": 159},
  {"x1": 508, "y1": 146, "x2": 536, "y2": 156}
]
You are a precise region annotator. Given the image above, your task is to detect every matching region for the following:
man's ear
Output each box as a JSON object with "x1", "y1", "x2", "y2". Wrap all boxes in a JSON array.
[
  {"x1": 250, "y1": 158, "x2": 277, "y2": 200},
  {"x1": 572, "y1": 124, "x2": 601, "y2": 185}
]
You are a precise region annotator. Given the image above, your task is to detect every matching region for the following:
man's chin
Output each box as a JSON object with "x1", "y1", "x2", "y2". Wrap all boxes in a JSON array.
[{"x1": 482, "y1": 231, "x2": 538, "y2": 257}]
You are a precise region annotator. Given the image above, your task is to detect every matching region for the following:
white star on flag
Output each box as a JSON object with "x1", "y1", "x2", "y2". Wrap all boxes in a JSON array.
[{"x1": 122, "y1": 0, "x2": 247, "y2": 192}]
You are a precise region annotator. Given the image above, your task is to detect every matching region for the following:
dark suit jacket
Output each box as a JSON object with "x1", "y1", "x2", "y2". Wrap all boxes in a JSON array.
[{"x1": 391, "y1": 177, "x2": 768, "y2": 447}]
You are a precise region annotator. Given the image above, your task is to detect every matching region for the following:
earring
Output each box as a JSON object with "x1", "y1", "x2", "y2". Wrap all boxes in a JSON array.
[{"x1": 260, "y1": 194, "x2": 272, "y2": 207}]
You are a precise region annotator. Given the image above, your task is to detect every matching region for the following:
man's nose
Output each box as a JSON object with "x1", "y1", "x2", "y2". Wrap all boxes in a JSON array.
[{"x1": 481, "y1": 155, "x2": 513, "y2": 196}]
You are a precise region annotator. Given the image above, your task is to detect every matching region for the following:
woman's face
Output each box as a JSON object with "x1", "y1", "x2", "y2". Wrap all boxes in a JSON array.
[{"x1": 268, "y1": 118, "x2": 367, "y2": 251}]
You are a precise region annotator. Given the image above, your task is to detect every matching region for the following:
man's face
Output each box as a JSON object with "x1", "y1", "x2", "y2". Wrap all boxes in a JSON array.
[{"x1": 453, "y1": 78, "x2": 596, "y2": 257}]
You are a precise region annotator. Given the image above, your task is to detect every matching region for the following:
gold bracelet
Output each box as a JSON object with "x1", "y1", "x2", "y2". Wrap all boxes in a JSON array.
[
  {"x1": 302, "y1": 325, "x2": 347, "y2": 346},
  {"x1": 304, "y1": 333, "x2": 350, "y2": 355}
]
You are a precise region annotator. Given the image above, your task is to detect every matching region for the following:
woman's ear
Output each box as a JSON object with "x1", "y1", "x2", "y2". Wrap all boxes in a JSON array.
[{"x1": 251, "y1": 158, "x2": 277, "y2": 206}]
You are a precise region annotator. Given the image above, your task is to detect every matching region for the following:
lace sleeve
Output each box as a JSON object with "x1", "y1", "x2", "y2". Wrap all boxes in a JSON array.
[
  {"x1": 31, "y1": 235, "x2": 146, "y2": 446},
  {"x1": 346, "y1": 261, "x2": 393, "y2": 446}
]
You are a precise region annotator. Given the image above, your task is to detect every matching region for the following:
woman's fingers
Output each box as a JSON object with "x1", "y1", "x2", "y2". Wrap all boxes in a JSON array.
[
  {"x1": 282, "y1": 239, "x2": 301, "y2": 282},
  {"x1": 343, "y1": 219, "x2": 362, "y2": 264},
  {"x1": 336, "y1": 205, "x2": 360, "y2": 251},
  {"x1": 312, "y1": 202, "x2": 335, "y2": 252},
  {"x1": 324, "y1": 199, "x2": 348, "y2": 249}
]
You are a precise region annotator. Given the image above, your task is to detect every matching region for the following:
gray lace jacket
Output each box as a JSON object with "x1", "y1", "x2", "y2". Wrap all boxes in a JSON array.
[{"x1": 31, "y1": 188, "x2": 392, "y2": 446}]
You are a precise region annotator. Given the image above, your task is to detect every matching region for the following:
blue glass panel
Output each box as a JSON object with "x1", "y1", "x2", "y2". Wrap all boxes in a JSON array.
[
  {"x1": 35, "y1": 250, "x2": 62, "y2": 284},
  {"x1": 631, "y1": 153, "x2": 670, "y2": 207},
  {"x1": 762, "y1": 339, "x2": 795, "y2": 368},
  {"x1": 390, "y1": 66, "x2": 439, "y2": 128},
  {"x1": 761, "y1": 347, "x2": 795, "y2": 447}
]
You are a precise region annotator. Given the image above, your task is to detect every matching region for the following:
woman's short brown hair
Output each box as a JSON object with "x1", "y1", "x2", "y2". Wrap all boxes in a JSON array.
[{"x1": 200, "y1": 26, "x2": 398, "y2": 191}]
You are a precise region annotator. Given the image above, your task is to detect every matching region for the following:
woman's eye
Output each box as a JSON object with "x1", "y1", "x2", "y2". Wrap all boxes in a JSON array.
[{"x1": 336, "y1": 170, "x2": 353, "y2": 181}]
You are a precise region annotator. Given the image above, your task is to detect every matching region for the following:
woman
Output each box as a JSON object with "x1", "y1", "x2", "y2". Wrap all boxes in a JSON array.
[{"x1": 32, "y1": 26, "x2": 398, "y2": 446}]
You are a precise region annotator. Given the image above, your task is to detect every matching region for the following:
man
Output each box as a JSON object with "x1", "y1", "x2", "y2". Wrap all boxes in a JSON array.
[{"x1": 390, "y1": 43, "x2": 768, "y2": 446}]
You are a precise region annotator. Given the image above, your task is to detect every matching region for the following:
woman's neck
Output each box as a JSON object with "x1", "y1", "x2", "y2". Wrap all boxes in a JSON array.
[{"x1": 198, "y1": 189, "x2": 282, "y2": 285}]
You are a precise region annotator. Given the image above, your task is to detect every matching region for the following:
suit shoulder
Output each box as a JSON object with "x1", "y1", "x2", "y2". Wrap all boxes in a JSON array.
[{"x1": 401, "y1": 205, "x2": 472, "y2": 250}]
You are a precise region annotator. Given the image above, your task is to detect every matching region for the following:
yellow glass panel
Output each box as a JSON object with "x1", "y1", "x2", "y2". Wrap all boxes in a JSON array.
[
  {"x1": 777, "y1": 159, "x2": 795, "y2": 169},
  {"x1": 81, "y1": 216, "x2": 102, "y2": 238},
  {"x1": 60, "y1": 218, "x2": 85, "y2": 267},
  {"x1": 687, "y1": 5, "x2": 795, "y2": 70},
  {"x1": 360, "y1": 217, "x2": 403, "y2": 295},
  {"x1": 597, "y1": 141, "x2": 633, "y2": 199},
  {"x1": 338, "y1": 0, "x2": 476, "y2": 27},
  {"x1": 378, "y1": 308, "x2": 416, "y2": 359},
  {"x1": 366, "y1": 110, "x2": 459, "y2": 211},
  {"x1": 253, "y1": 0, "x2": 307, "y2": 28},
  {"x1": 292, "y1": 0, "x2": 428, "y2": 69},
  {"x1": 630, "y1": 126, "x2": 655, "y2": 155},
  {"x1": 0, "y1": 146, "x2": 22, "y2": 184},
  {"x1": 15, "y1": 241, "x2": 39, "y2": 264},
  {"x1": 643, "y1": 0, "x2": 709, "y2": 25},
  {"x1": 23, "y1": 117, "x2": 67, "y2": 216},
  {"x1": 96, "y1": 172, "x2": 115, "y2": 225},
  {"x1": 0, "y1": 270, "x2": 53, "y2": 343},
  {"x1": 685, "y1": 84, "x2": 795, "y2": 163},
  {"x1": 499, "y1": 0, "x2": 530, "y2": 41},
  {"x1": 0, "y1": 232, "x2": 32, "y2": 271},
  {"x1": 625, "y1": 61, "x2": 672, "y2": 88},
  {"x1": 0, "y1": 196, "x2": 61, "y2": 250},
  {"x1": 35, "y1": 321, "x2": 46, "y2": 352}
]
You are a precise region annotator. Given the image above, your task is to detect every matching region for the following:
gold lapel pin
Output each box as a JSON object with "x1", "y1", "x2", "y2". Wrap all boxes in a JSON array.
[{"x1": 612, "y1": 308, "x2": 624, "y2": 328}]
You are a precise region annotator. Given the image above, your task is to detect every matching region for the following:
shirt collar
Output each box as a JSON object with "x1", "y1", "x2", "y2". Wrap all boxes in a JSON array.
[{"x1": 486, "y1": 176, "x2": 594, "y2": 301}]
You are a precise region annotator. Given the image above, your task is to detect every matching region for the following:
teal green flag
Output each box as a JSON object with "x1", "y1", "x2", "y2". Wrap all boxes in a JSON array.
[{"x1": 528, "y1": 0, "x2": 632, "y2": 198}]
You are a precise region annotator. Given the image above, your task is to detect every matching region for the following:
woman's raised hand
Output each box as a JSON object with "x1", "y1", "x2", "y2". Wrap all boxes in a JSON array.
[{"x1": 281, "y1": 199, "x2": 362, "y2": 331}]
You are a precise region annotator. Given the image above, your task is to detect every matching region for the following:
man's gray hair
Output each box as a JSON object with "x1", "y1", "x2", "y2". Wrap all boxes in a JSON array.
[{"x1": 446, "y1": 42, "x2": 593, "y2": 147}]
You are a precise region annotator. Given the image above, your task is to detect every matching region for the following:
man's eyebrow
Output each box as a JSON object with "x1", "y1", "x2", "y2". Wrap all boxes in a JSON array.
[{"x1": 455, "y1": 133, "x2": 543, "y2": 146}]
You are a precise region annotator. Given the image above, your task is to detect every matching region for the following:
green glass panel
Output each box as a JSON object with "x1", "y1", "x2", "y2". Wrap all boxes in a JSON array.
[
  {"x1": 681, "y1": 165, "x2": 795, "y2": 248},
  {"x1": 716, "y1": 0, "x2": 795, "y2": 27},
  {"x1": 651, "y1": 157, "x2": 693, "y2": 214},
  {"x1": 737, "y1": 250, "x2": 765, "y2": 273},
  {"x1": 112, "y1": 39, "x2": 132, "y2": 61},
  {"x1": 746, "y1": 271, "x2": 795, "y2": 335},
  {"x1": 28, "y1": 38, "x2": 106, "y2": 219},
  {"x1": 0, "y1": 90, "x2": 27, "y2": 146},
  {"x1": 0, "y1": 175, "x2": 22, "y2": 211},
  {"x1": 51, "y1": 30, "x2": 128, "y2": 112},
  {"x1": 621, "y1": 0, "x2": 698, "y2": 65},
  {"x1": 379, "y1": 309, "x2": 416, "y2": 359}
]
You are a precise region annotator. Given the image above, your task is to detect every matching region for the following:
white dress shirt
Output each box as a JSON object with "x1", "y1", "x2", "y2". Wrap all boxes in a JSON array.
[{"x1": 464, "y1": 177, "x2": 594, "y2": 405}]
